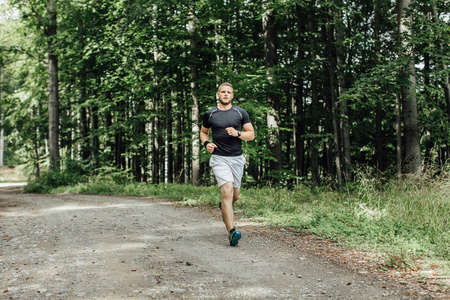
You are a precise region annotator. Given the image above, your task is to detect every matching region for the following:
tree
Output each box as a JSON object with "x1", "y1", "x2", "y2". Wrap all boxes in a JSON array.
[
  {"x1": 397, "y1": 0, "x2": 421, "y2": 174},
  {"x1": 189, "y1": 7, "x2": 200, "y2": 185},
  {"x1": 3, "y1": 0, "x2": 450, "y2": 187},
  {"x1": 263, "y1": 2, "x2": 282, "y2": 180},
  {"x1": 46, "y1": 0, "x2": 59, "y2": 170},
  {"x1": 333, "y1": 2, "x2": 352, "y2": 182}
]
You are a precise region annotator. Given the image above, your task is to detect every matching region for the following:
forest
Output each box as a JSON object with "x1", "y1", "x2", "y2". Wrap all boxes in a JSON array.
[{"x1": 0, "y1": 0, "x2": 449, "y2": 187}]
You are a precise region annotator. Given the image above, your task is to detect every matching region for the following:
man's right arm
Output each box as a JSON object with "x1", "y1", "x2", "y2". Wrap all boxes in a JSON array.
[
  {"x1": 200, "y1": 126, "x2": 210, "y2": 145},
  {"x1": 200, "y1": 126, "x2": 217, "y2": 153}
]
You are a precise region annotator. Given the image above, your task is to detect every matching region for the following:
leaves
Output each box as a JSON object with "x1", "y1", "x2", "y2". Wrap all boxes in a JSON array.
[{"x1": 2, "y1": 0, "x2": 450, "y2": 185}]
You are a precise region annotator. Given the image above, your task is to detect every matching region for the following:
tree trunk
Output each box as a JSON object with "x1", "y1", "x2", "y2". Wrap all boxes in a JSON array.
[
  {"x1": 167, "y1": 92, "x2": 173, "y2": 183},
  {"x1": 295, "y1": 4, "x2": 306, "y2": 179},
  {"x1": 174, "y1": 68, "x2": 184, "y2": 183},
  {"x1": 103, "y1": 91, "x2": 113, "y2": 163},
  {"x1": 185, "y1": 92, "x2": 191, "y2": 184},
  {"x1": 90, "y1": 104, "x2": 99, "y2": 169},
  {"x1": 374, "y1": 3, "x2": 385, "y2": 171},
  {"x1": 32, "y1": 104, "x2": 41, "y2": 176},
  {"x1": 134, "y1": 99, "x2": 146, "y2": 182},
  {"x1": 325, "y1": 19, "x2": 342, "y2": 185},
  {"x1": 333, "y1": 5, "x2": 351, "y2": 182},
  {"x1": 79, "y1": 75, "x2": 90, "y2": 161},
  {"x1": 151, "y1": 96, "x2": 160, "y2": 184},
  {"x1": 396, "y1": 93, "x2": 402, "y2": 176},
  {"x1": 46, "y1": 0, "x2": 59, "y2": 170},
  {"x1": 311, "y1": 79, "x2": 320, "y2": 185},
  {"x1": 307, "y1": 2, "x2": 320, "y2": 185},
  {"x1": 150, "y1": 4, "x2": 160, "y2": 184},
  {"x1": 189, "y1": 11, "x2": 200, "y2": 185},
  {"x1": 263, "y1": 4, "x2": 283, "y2": 179},
  {"x1": 375, "y1": 102, "x2": 385, "y2": 170},
  {"x1": 321, "y1": 22, "x2": 335, "y2": 179},
  {"x1": 397, "y1": 0, "x2": 421, "y2": 174},
  {"x1": 114, "y1": 97, "x2": 125, "y2": 170},
  {"x1": 423, "y1": 50, "x2": 433, "y2": 168}
]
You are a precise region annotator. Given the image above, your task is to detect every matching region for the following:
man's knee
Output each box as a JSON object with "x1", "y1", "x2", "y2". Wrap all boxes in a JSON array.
[{"x1": 220, "y1": 182, "x2": 234, "y2": 199}]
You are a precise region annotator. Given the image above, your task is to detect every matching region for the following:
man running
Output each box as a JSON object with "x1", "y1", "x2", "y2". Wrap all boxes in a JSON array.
[{"x1": 200, "y1": 82, "x2": 255, "y2": 246}]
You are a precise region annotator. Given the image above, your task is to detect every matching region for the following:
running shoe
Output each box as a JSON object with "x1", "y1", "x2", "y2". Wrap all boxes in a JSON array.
[{"x1": 228, "y1": 227, "x2": 241, "y2": 246}]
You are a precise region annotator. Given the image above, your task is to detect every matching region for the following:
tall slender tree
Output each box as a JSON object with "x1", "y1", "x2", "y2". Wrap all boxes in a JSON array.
[
  {"x1": 189, "y1": 8, "x2": 200, "y2": 185},
  {"x1": 397, "y1": 0, "x2": 421, "y2": 174},
  {"x1": 46, "y1": 0, "x2": 59, "y2": 170},
  {"x1": 333, "y1": 3, "x2": 352, "y2": 182},
  {"x1": 263, "y1": 3, "x2": 282, "y2": 179}
]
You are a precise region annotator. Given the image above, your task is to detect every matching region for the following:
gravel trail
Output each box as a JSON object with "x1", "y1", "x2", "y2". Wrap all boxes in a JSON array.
[{"x1": 1, "y1": 189, "x2": 415, "y2": 299}]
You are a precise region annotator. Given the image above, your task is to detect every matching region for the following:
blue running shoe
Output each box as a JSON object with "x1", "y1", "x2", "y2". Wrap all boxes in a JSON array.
[{"x1": 228, "y1": 227, "x2": 241, "y2": 246}]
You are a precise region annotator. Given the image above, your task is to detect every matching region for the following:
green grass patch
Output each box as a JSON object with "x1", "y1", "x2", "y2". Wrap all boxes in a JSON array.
[{"x1": 54, "y1": 181, "x2": 220, "y2": 205}]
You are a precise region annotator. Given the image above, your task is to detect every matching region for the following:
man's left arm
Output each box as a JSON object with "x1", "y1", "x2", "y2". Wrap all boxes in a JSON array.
[
  {"x1": 225, "y1": 123, "x2": 255, "y2": 141},
  {"x1": 239, "y1": 122, "x2": 255, "y2": 141}
]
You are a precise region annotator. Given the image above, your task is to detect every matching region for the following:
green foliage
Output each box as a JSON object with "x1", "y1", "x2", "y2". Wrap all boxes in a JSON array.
[
  {"x1": 242, "y1": 172, "x2": 449, "y2": 263},
  {"x1": 94, "y1": 166, "x2": 134, "y2": 184},
  {"x1": 23, "y1": 160, "x2": 91, "y2": 193},
  {"x1": 55, "y1": 182, "x2": 220, "y2": 204},
  {"x1": 1, "y1": 0, "x2": 450, "y2": 186}
]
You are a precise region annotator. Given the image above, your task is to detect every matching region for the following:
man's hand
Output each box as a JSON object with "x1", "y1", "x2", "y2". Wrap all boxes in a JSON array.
[
  {"x1": 226, "y1": 127, "x2": 239, "y2": 137},
  {"x1": 205, "y1": 142, "x2": 217, "y2": 153}
]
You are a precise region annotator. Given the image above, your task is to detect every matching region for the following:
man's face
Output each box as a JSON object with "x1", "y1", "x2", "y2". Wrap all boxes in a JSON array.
[{"x1": 217, "y1": 85, "x2": 234, "y2": 105}]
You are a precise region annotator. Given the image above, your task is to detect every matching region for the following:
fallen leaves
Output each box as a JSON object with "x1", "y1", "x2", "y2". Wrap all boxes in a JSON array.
[{"x1": 430, "y1": 264, "x2": 439, "y2": 269}]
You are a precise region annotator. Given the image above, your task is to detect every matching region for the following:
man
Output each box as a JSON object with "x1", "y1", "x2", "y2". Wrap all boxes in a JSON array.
[{"x1": 200, "y1": 82, "x2": 255, "y2": 246}]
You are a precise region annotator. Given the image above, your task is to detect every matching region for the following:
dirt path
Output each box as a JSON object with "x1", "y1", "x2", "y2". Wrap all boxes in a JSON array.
[{"x1": 0, "y1": 189, "x2": 438, "y2": 299}]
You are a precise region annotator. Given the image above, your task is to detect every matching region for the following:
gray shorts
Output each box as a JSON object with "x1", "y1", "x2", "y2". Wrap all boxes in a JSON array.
[{"x1": 210, "y1": 154, "x2": 246, "y2": 188}]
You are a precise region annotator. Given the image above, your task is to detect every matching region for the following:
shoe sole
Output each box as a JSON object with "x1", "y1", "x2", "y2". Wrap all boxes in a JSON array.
[{"x1": 230, "y1": 231, "x2": 241, "y2": 246}]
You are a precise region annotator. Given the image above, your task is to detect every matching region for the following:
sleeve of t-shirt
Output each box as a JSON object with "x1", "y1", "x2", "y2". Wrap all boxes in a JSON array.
[
  {"x1": 202, "y1": 111, "x2": 211, "y2": 128},
  {"x1": 241, "y1": 109, "x2": 251, "y2": 125}
]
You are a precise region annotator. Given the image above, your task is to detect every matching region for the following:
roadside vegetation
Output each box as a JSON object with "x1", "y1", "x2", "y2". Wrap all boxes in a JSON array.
[
  {"x1": 21, "y1": 164, "x2": 450, "y2": 285},
  {"x1": 0, "y1": 166, "x2": 27, "y2": 182}
]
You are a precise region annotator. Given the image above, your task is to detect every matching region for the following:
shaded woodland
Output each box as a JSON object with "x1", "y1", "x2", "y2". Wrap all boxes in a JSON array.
[{"x1": 0, "y1": 0, "x2": 449, "y2": 187}]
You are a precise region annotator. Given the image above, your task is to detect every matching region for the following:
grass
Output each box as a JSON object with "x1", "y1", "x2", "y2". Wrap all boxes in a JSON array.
[{"x1": 20, "y1": 167, "x2": 450, "y2": 283}]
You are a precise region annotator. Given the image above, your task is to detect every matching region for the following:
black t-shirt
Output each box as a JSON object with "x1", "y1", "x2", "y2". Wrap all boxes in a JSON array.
[{"x1": 202, "y1": 105, "x2": 251, "y2": 156}]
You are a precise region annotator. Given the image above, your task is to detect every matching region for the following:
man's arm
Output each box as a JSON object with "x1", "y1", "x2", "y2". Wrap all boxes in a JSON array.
[
  {"x1": 226, "y1": 123, "x2": 255, "y2": 141},
  {"x1": 240, "y1": 122, "x2": 255, "y2": 141},
  {"x1": 200, "y1": 126, "x2": 210, "y2": 144},
  {"x1": 201, "y1": 126, "x2": 217, "y2": 153}
]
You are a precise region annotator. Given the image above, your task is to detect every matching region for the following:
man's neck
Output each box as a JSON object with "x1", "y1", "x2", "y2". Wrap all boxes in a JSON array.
[{"x1": 218, "y1": 103, "x2": 232, "y2": 110}]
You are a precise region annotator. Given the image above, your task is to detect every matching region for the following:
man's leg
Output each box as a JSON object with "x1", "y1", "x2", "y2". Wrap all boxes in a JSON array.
[
  {"x1": 220, "y1": 182, "x2": 235, "y2": 232},
  {"x1": 233, "y1": 187, "x2": 240, "y2": 205},
  {"x1": 220, "y1": 182, "x2": 242, "y2": 246}
]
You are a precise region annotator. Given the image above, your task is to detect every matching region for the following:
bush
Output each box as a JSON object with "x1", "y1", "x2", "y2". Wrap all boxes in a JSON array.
[{"x1": 23, "y1": 159, "x2": 91, "y2": 193}]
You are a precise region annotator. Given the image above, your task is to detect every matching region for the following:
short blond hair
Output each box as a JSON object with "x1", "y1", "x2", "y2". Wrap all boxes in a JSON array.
[{"x1": 218, "y1": 82, "x2": 233, "y2": 93}]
